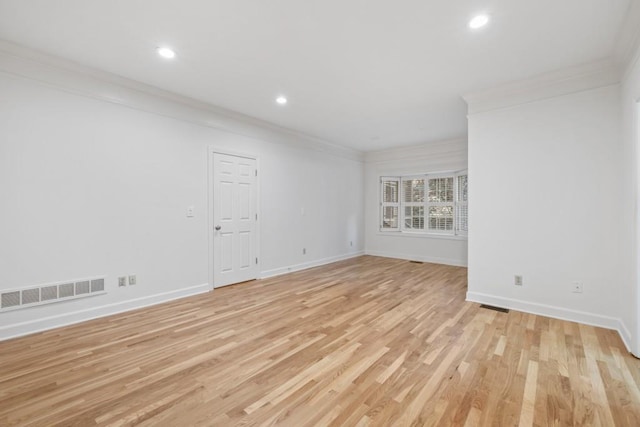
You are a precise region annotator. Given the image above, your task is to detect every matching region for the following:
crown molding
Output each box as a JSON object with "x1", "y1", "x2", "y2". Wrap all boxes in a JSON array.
[
  {"x1": 0, "y1": 39, "x2": 363, "y2": 162},
  {"x1": 615, "y1": 0, "x2": 640, "y2": 78},
  {"x1": 462, "y1": 59, "x2": 620, "y2": 115},
  {"x1": 364, "y1": 137, "x2": 467, "y2": 164}
]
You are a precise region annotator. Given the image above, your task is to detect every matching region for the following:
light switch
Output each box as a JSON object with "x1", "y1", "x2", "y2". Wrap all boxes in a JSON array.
[{"x1": 187, "y1": 206, "x2": 195, "y2": 218}]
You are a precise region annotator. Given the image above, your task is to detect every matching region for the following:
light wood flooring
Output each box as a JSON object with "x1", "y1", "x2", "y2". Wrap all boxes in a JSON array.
[{"x1": 1, "y1": 256, "x2": 640, "y2": 426}]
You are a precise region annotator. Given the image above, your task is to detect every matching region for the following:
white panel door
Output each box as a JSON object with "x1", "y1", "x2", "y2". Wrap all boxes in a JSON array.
[{"x1": 213, "y1": 153, "x2": 258, "y2": 287}]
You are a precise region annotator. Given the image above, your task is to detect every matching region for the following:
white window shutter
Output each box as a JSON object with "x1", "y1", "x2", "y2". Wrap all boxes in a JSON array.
[
  {"x1": 402, "y1": 177, "x2": 426, "y2": 230},
  {"x1": 380, "y1": 177, "x2": 400, "y2": 230},
  {"x1": 455, "y1": 173, "x2": 468, "y2": 236},
  {"x1": 380, "y1": 171, "x2": 467, "y2": 236},
  {"x1": 426, "y1": 176, "x2": 454, "y2": 234}
]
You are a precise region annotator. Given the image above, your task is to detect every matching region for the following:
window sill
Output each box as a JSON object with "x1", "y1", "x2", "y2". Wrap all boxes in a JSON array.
[{"x1": 376, "y1": 231, "x2": 468, "y2": 241}]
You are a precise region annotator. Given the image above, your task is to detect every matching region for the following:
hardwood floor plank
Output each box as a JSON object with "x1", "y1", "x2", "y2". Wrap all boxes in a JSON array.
[
  {"x1": 518, "y1": 360, "x2": 538, "y2": 427},
  {"x1": 1, "y1": 256, "x2": 639, "y2": 426}
]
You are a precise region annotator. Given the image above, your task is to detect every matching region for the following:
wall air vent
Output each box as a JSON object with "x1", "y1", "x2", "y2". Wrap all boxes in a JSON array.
[
  {"x1": 41, "y1": 285, "x2": 58, "y2": 301},
  {"x1": 90, "y1": 279, "x2": 104, "y2": 293},
  {"x1": 21, "y1": 288, "x2": 40, "y2": 305},
  {"x1": 0, "y1": 276, "x2": 107, "y2": 312},
  {"x1": 59, "y1": 283, "x2": 75, "y2": 298},
  {"x1": 1, "y1": 291, "x2": 20, "y2": 309},
  {"x1": 75, "y1": 281, "x2": 90, "y2": 295}
]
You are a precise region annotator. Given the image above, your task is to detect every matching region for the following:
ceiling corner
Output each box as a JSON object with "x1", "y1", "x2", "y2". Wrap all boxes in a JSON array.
[
  {"x1": 462, "y1": 59, "x2": 619, "y2": 115},
  {"x1": 614, "y1": 0, "x2": 640, "y2": 73}
]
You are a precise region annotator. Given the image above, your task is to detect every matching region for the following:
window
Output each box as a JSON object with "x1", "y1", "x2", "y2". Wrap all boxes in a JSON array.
[
  {"x1": 380, "y1": 179, "x2": 399, "y2": 230},
  {"x1": 380, "y1": 171, "x2": 468, "y2": 236},
  {"x1": 403, "y1": 178, "x2": 425, "y2": 230},
  {"x1": 455, "y1": 174, "x2": 468, "y2": 235}
]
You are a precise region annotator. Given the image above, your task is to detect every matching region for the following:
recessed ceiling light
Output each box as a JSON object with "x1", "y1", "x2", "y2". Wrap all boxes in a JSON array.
[
  {"x1": 469, "y1": 14, "x2": 489, "y2": 29},
  {"x1": 156, "y1": 47, "x2": 176, "y2": 59},
  {"x1": 276, "y1": 96, "x2": 288, "y2": 105}
]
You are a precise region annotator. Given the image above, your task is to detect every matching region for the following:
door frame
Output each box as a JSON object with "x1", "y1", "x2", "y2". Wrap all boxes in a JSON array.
[
  {"x1": 635, "y1": 98, "x2": 640, "y2": 357},
  {"x1": 207, "y1": 147, "x2": 261, "y2": 290}
]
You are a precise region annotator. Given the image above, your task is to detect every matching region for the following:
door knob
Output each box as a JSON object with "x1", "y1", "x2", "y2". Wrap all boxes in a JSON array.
[{"x1": 215, "y1": 225, "x2": 221, "y2": 231}]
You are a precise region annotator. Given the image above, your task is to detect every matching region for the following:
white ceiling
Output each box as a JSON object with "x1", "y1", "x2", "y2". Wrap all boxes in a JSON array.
[{"x1": 0, "y1": 0, "x2": 634, "y2": 151}]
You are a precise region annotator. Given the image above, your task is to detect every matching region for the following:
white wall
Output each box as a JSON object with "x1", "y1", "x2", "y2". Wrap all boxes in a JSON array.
[
  {"x1": 467, "y1": 84, "x2": 628, "y2": 342},
  {"x1": 0, "y1": 51, "x2": 364, "y2": 340},
  {"x1": 621, "y1": 43, "x2": 640, "y2": 355},
  {"x1": 364, "y1": 139, "x2": 468, "y2": 266}
]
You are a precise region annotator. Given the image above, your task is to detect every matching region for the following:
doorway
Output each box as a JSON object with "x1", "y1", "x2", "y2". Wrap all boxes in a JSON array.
[{"x1": 209, "y1": 151, "x2": 259, "y2": 288}]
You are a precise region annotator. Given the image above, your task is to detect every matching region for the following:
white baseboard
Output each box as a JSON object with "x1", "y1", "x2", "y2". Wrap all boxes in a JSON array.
[
  {"x1": 467, "y1": 291, "x2": 633, "y2": 353},
  {"x1": 0, "y1": 283, "x2": 210, "y2": 342},
  {"x1": 260, "y1": 251, "x2": 365, "y2": 279},
  {"x1": 365, "y1": 250, "x2": 467, "y2": 267},
  {"x1": 618, "y1": 321, "x2": 634, "y2": 354}
]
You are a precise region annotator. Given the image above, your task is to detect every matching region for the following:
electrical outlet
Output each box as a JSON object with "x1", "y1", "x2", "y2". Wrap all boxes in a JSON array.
[
  {"x1": 514, "y1": 275, "x2": 523, "y2": 286},
  {"x1": 302, "y1": 248, "x2": 306, "y2": 255},
  {"x1": 118, "y1": 276, "x2": 127, "y2": 287},
  {"x1": 128, "y1": 275, "x2": 137, "y2": 286},
  {"x1": 572, "y1": 281, "x2": 583, "y2": 293}
]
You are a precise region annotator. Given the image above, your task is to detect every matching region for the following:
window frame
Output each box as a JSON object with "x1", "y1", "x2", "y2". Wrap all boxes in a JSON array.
[{"x1": 379, "y1": 170, "x2": 468, "y2": 238}]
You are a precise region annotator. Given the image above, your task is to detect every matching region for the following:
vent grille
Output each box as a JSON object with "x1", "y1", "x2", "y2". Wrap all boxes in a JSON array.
[
  {"x1": 59, "y1": 283, "x2": 75, "y2": 298},
  {"x1": 41, "y1": 285, "x2": 58, "y2": 301},
  {"x1": 22, "y1": 288, "x2": 40, "y2": 305},
  {"x1": 480, "y1": 304, "x2": 509, "y2": 313},
  {"x1": 91, "y1": 279, "x2": 104, "y2": 293},
  {"x1": 75, "y1": 281, "x2": 90, "y2": 295},
  {"x1": 0, "y1": 276, "x2": 107, "y2": 312},
  {"x1": 1, "y1": 291, "x2": 20, "y2": 309}
]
